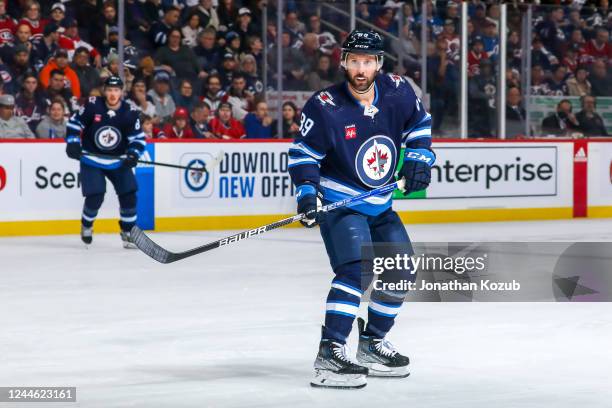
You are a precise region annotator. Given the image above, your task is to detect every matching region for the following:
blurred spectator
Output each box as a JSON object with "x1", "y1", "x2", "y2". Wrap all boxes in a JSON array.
[
  {"x1": 147, "y1": 70, "x2": 176, "y2": 123},
  {"x1": 562, "y1": 48, "x2": 578, "y2": 74},
  {"x1": 507, "y1": 30, "x2": 522, "y2": 70},
  {"x1": 589, "y1": 59, "x2": 612, "y2": 96},
  {"x1": 392, "y1": 22, "x2": 420, "y2": 72},
  {"x1": 35, "y1": 98, "x2": 66, "y2": 139},
  {"x1": 239, "y1": 54, "x2": 263, "y2": 95},
  {"x1": 32, "y1": 22, "x2": 62, "y2": 70},
  {"x1": 580, "y1": 27, "x2": 611, "y2": 65},
  {"x1": 39, "y1": 48, "x2": 81, "y2": 98},
  {"x1": 182, "y1": 11, "x2": 203, "y2": 48},
  {"x1": 224, "y1": 30, "x2": 242, "y2": 55},
  {"x1": 0, "y1": 94, "x2": 35, "y2": 139},
  {"x1": 468, "y1": 59, "x2": 496, "y2": 138},
  {"x1": 194, "y1": 27, "x2": 221, "y2": 76},
  {"x1": 209, "y1": 101, "x2": 245, "y2": 139},
  {"x1": 531, "y1": 36, "x2": 558, "y2": 72},
  {"x1": 468, "y1": 36, "x2": 487, "y2": 77},
  {"x1": 217, "y1": 0, "x2": 239, "y2": 33},
  {"x1": 541, "y1": 99, "x2": 580, "y2": 136},
  {"x1": 567, "y1": 66, "x2": 592, "y2": 96},
  {"x1": 9, "y1": 45, "x2": 32, "y2": 87},
  {"x1": 13, "y1": 23, "x2": 33, "y2": 54},
  {"x1": 71, "y1": 47, "x2": 100, "y2": 98},
  {"x1": 374, "y1": 7, "x2": 396, "y2": 33},
  {"x1": 222, "y1": 72, "x2": 253, "y2": 120},
  {"x1": 576, "y1": 95, "x2": 608, "y2": 136},
  {"x1": 445, "y1": 2, "x2": 460, "y2": 31},
  {"x1": 15, "y1": 73, "x2": 47, "y2": 132},
  {"x1": 356, "y1": 0, "x2": 372, "y2": 22},
  {"x1": 19, "y1": 0, "x2": 48, "y2": 42},
  {"x1": 162, "y1": 107, "x2": 195, "y2": 139},
  {"x1": 244, "y1": 100, "x2": 273, "y2": 138},
  {"x1": 300, "y1": 33, "x2": 322, "y2": 72},
  {"x1": 244, "y1": 35, "x2": 264, "y2": 74},
  {"x1": 568, "y1": 29, "x2": 585, "y2": 54},
  {"x1": 140, "y1": 114, "x2": 163, "y2": 138},
  {"x1": 60, "y1": 17, "x2": 101, "y2": 68},
  {"x1": 0, "y1": 0, "x2": 17, "y2": 46},
  {"x1": 284, "y1": 11, "x2": 306, "y2": 43},
  {"x1": 268, "y1": 32, "x2": 306, "y2": 90},
  {"x1": 91, "y1": 1, "x2": 117, "y2": 49},
  {"x1": 189, "y1": 0, "x2": 220, "y2": 31},
  {"x1": 128, "y1": 78, "x2": 157, "y2": 119},
  {"x1": 176, "y1": 79, "x2": 197, "y2": 111},
  {"x1": 149, "y1": 5, "x2": 180, "y2": 49},
  {"x1": 536, "y1": 6, "x2": 565, "y2": 58},
  {"x1": 530, "y1": 64, "x2": 550, "y2": 95},
  {"x1": 202, "y1": 73, "x2": 225, "y2": 111},
  {"x1": 155, "y1": 28, "x2": 205, "y2": 82},
  {"x1": 134, "y1": 56, "x2": 156, "y2": 90},
  {"x1": 481, "y1": 21, "x2": 499, "y2": 60},
  {"x1": 231, "y1": 7, "x2": 257, "y2": 50},
  {"x1": 505, "y1": 67, "x2": 520, "y2": 89},
  {"x1": 428, "y1": 39, "x2": 458, "y2": 135},
  {"x1": 438, "y1": 19, "x2": 460, "y2": 63},
  {"x1": 306, "y1": 54, "x2": 338, "y2": 91},
  {"x1": 272, "y1": 101, "x2": 300, "y2": 139},
  {"x1": 49, "y1": 3, "x2": 65, "y2": 25},
  {"x1": 45, "y1": 69, "x2": 75, "y2": 114},
  {"x1": 218, "y1": 52, "x2": 239, "y2": 87},
  {"x1": 506, "y1": 86, "x2": 526, "y2": 139},
  {"x1": 546, "y1": 65, "x2": 569, "y2": 96},
  {"x1": 190, "y1": 101, "x2": 214, "y2": 138}
]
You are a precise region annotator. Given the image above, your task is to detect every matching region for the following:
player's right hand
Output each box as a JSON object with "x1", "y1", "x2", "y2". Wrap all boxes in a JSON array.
[
  {"x1": 66, "y1": 142, "x2": 82, "y2": 160},
  {"x1": 296, "y1": 183, "x2": 323, "y2": 228}
]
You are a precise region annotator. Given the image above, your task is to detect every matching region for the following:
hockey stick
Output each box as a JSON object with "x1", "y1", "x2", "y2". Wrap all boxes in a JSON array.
[
  {"x1": 130, "y1": 179, "x2": 405, "y2": 264},
  {"x1": 81, "y1": 151, "x2": 224, "y2": 173}
]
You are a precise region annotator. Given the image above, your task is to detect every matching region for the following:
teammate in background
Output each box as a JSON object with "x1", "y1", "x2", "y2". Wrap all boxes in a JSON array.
[
  {"x1": 65, "y1": 76, "x2": 146, "y2": 248},
  {"x1": 288, "y1": 30, "x2": 434, "y2": 389}
]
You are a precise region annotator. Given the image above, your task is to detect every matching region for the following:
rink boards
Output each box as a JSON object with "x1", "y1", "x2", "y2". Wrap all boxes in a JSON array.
[{"x1": 0, "y1": 138, "x2": 611, "y2": 236}]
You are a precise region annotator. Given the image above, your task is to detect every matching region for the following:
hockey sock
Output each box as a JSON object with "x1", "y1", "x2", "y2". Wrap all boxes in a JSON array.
[
  {"x1": 82, "y1": 194, "x2": 104, "y2": 228},
  {"x1": 365, "y1": 297, "x2": 403, "y2": 338},
  {"x1": 118, "y1": 192, "x2": 137, "y2": 232},
  {"x1": 322, "y1": 261, "x2": 364, "y2": 344}
]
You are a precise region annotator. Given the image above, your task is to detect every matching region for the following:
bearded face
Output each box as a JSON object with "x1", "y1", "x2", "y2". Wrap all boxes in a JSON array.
[{"x1": 344, "y1": 53, "x2": 379, "y2": 93}]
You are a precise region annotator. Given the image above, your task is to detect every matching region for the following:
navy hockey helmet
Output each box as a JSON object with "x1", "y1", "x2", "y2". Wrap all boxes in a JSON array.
[
  {"x1": 341, "y1": 29, "x2": 384, "y2": 70},
  {"x1": 104, "y1": 75, "x2": 124, "y2": 89}
]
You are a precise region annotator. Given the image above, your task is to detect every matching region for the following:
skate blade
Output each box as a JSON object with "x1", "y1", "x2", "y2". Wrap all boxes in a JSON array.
[
  {"x1": 122, "y1": 242, "x2": 138, "y2": 249},
  {"x1": 361, "y1": 362, "x2": 410, "y2": 378},
  {"x1": 310, "y1": 370, "x2": 367, "y2": 389}
]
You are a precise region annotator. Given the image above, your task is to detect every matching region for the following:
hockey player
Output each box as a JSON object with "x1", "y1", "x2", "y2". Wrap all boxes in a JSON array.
[
  {"x1": 288, "y1": 30, "x2": 434, "y2": 388},
  {"x1": 65, "y1": 76, "x2": 146, "y2": 248}
]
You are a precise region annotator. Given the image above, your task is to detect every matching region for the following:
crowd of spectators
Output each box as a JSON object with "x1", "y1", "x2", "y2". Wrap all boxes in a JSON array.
[{"x1": 0, "y1": 0, "x2": 610, "y2": 140}]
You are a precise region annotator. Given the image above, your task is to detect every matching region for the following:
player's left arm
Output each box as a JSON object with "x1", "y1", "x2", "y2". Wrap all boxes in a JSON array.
[
  {"x1": 123, "y1": 110, "x2": 147, "y2": 168},
  {"x1": 398, "y1": 83, "x2": 435, "y2": 195}
]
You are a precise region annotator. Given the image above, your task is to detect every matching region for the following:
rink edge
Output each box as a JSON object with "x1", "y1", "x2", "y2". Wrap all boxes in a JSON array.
[{"x1": 2, "y1": 206, "x2": 603, "y2": 236}]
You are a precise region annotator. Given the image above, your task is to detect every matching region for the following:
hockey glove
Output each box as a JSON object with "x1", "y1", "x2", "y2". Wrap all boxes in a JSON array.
[
  {"x1": 399, "y1": 148, "x2": 436, "y2": 195},
  {"x1": 296, "y1": 183, "x2": 323, "y2": 228},
  {"x1": 65, "y1": 142, "x2": 82, "y2": 160},
  {"x1": 122, "y1": 151, "x2": 139, "y2": 169}
]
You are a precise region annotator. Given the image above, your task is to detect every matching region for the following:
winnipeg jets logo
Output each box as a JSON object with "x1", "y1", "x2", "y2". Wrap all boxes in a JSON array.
[
  {"x1": 184, "y1": 158, "x2": 209, "y2": 192},
  {"x1": 94, "y1": 126, "x2": 121, "y2": 150},
  {"x1": 363, "y1": 104, "x2": 378, "y2": 118},
  {"x1": 388, "y1": 73, "x2": 405, "y2": 88},
  {"x1": 317, "y1": 91, "x2": 335, "y2": 107},
  {"x1": 355, "y1": 135, "x2": 397, "y2": 188},
  {"x1": 107, "y1": 110, "x2": 116, "y2": 118}
]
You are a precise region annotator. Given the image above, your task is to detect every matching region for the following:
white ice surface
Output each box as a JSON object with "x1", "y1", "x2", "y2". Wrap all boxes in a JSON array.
[{"x1": 1, "y1": 219, "x2": 612, "y2": 408}]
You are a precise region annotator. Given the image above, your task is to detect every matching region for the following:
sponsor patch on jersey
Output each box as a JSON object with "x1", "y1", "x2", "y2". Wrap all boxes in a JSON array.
[
  {"x1": 184, "y1": 159, "x2": 209, "y2": 192},
  {"x1": 94, "y1": 126, "x2": 122, "y2": 150},
  {"x1": 317, "y1": 91, "x2": 336, "y2": 107},
  {"x1": 354, "y1": 135, "x2": 397, "y2": 188},
  {"x1": 345, "y1": 124, "x2": 357, "y2": 140},
  {"x1": 94, "y1": 114, "x2": 102, "y2": 122}
]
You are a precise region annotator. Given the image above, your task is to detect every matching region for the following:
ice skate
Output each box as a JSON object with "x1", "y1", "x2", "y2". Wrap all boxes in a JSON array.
[
  {"x1": 310, "y1": 331, "x2": 368, "y2": 389},
  {"x1": 81, "y1": 225, "x2": 93, "y2": 245},
  {"x1": 356, "y1": 318, "x2": 410, "y2": 378},
  {"x1": 120, "y1": 230, "x2": 137, "y2": 249}
]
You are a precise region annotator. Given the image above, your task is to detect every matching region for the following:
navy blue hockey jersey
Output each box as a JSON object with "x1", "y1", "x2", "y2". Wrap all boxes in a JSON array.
[
  {"x1": 66, "y1": 97, "x2": 146, "y2": 169},
  {"x1": 288, "y1": 73, "x2": 432, "y2": 215}
]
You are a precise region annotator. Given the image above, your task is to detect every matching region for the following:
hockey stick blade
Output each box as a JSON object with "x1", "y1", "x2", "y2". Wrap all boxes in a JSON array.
[{"x1": 131, "y1": 180, "x2": 402, "y2": 263}]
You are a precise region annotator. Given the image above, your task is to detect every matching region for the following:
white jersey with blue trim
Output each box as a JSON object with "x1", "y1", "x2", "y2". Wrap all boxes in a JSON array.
[
  {"x1": 288, "y1": 73, "x2": 432, "y2": 216},
  {"x1": 66, "y1": 97, "x2": 146, "y2": 169}
]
